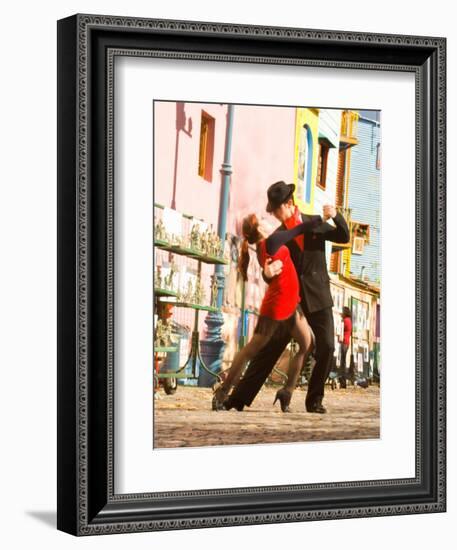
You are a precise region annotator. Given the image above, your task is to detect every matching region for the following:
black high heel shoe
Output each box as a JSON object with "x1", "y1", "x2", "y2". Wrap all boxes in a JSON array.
[
  {"x1": 212, "y1": 385, "x2": 229, "y2": 411},
  {"x1": 273, "y1": 388, "x2": 292, "y2": 413}
]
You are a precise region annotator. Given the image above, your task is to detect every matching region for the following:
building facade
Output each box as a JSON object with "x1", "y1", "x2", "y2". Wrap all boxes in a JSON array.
[
  {"x1": 154, "y1": 101, "x2": 381, "y2": 385},
  {"x1": 346, "y1": 114, "x2": 381, "y2": 284}
]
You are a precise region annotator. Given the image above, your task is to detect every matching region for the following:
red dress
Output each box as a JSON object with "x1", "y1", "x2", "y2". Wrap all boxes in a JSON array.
[
  {"x1": 256, "y1": 239, "x2": 300, "y2": 321},
  {"x1": 343, "y1": 317, "x2": 352, "y2": 346}
]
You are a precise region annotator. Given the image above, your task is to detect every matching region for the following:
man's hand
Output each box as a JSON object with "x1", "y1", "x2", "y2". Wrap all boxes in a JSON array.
[
  {"x1": 323, "y1": 205, "x2": 337, "y2": 221},
  {"x1": 264, "y1": 258, "x2": 283, "y2": 279}
]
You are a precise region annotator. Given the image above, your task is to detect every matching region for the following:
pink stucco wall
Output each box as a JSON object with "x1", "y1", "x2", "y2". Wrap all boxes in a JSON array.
[
  {"x1": 154, "y1": 101, "x2": 296, "y2": 234},
  {"x1": 227, "y1": 104, "x2": 296, "y2": 235},
  {"x1": 154, "y1": 101, "x2": 298, "y2": 344},
  {"x1": 154, "y1": 101, "x2": 227, "y2": 228}
]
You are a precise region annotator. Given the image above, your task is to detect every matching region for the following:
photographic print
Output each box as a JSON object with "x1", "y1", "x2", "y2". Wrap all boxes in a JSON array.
[
  {"x1": 58, "y1": 14, "x2": 445, "y2": 534},
  {"x1": 153, "y1": 100, "x2": 381, "y2": 448}
]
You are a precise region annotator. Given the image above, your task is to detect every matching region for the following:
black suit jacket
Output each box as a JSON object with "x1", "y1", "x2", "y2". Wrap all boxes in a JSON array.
[{"x1": 266, "y1": 212, "x2": 350, "y2": 314}]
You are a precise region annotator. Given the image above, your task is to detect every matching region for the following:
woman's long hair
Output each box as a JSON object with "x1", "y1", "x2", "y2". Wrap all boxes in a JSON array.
[{"x1": 238, "y1": 214, "x2": 261, "y2": 281}]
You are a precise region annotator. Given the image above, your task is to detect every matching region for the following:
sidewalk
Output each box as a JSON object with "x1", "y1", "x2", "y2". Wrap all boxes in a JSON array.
[{"x1": 154, "y1": 384, "x2": 380, "y2": 448}]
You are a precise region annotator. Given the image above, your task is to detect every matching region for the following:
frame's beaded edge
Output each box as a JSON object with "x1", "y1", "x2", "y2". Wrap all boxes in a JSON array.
[{"x1": 74, "y1": 14, "x2": 446, "y2": 534}]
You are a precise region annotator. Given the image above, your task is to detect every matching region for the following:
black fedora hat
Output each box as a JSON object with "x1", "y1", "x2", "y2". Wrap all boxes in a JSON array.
[{"x1": 266, "y1": 181, "x2": 296, "y2": 213}]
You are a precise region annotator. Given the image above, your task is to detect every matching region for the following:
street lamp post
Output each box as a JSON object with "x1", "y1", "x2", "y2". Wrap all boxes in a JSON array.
[{"x1": 199, "y1": 104, "x2": 235, "y2": 386}]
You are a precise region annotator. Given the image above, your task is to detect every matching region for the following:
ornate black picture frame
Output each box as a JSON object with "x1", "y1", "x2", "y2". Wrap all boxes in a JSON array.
[{"x1": 57, "y1": 14, "x2": 446, "y2": 535}]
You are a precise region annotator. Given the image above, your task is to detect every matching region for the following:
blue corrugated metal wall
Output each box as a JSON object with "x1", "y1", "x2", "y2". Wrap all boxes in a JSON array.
[{"x1": 348, "y1": 117, "x2": 381, "y2": 284}]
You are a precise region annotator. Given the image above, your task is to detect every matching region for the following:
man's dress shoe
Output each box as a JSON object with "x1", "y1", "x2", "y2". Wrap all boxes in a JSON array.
[{"x1": 306, "y1": 402, "x2": 327, "y2": 414}]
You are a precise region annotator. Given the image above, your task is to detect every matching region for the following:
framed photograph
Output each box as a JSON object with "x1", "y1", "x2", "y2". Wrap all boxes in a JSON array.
[
  {"x1": 57, "y1": 14, "x2": 446, "y2": 535},
  {"x1": 352, "y1": 236, "x2": 365, "y2": 255}
]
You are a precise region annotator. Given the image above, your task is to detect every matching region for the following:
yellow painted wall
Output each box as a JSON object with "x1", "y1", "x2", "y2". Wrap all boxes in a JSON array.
[
  {"x1": 343, "y1": 247, "x2": 352, "y2": 277},
  {"x1": 293, "y1": 108, "x2": 319, "y2": 214}
]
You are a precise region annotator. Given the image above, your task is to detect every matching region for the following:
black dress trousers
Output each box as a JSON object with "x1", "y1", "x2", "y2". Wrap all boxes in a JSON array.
[{"x1": 230, "y1": 306, "x2": 335, "y2": 409}]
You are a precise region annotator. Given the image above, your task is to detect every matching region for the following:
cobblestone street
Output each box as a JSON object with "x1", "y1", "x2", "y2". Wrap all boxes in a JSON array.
[{"x1": 154, "y1": 384, "x2": 380, "y2": 448}]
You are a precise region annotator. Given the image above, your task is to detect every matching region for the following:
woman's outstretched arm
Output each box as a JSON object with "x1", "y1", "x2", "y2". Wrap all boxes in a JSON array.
[{"x1": 265, "y1": 219, "x2": 321, "y2": 256}]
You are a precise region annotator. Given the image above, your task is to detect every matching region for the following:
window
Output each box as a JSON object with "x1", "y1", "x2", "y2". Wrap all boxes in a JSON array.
[
  {"x1": 352, "y1": 221, "x2": 370, "y2": 244},
  {"x1": 316, "y1": 139, "x2": 330, "y2": 189},
  {"x1": 198, "y1": 112, "x2": 215, "y2": 181},
  {"x1": 297, "y1": 124, "x2": 313, "y2": 204},
  {"x1": 352, "y1": 237, "x2": 365, "y2": 255}
]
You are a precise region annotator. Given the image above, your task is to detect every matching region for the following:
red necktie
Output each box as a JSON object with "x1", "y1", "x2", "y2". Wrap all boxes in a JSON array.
[{"x1": 284, "y1": 206, "x2": 304, "y2": 251}]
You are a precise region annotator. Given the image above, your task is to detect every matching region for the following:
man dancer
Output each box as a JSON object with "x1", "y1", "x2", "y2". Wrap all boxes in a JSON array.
[{"x1": 228, "y1": 181, "x2": 349, "y2": 413}]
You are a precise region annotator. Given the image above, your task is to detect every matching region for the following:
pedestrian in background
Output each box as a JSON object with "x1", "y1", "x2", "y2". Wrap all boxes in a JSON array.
[{"x1": 338, "y1": 306, "x2": 352, "y2": 388}]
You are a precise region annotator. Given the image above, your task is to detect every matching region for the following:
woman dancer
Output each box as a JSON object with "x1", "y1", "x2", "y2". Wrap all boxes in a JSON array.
[{"x1": 212, "y1": 213, "x2": 320, "y2": 413}]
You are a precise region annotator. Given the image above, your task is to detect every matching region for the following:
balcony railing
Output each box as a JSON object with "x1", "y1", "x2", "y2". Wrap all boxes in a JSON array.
[
  {"x1": 339, "y1": 206, "x2": 352, "y2": 221},
  {"x1": 340, "y1": 110, "x2": 359, "y2": 147},
  {"x1": 331, "y1": 207, "x2": 353, "y2": 250}
]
